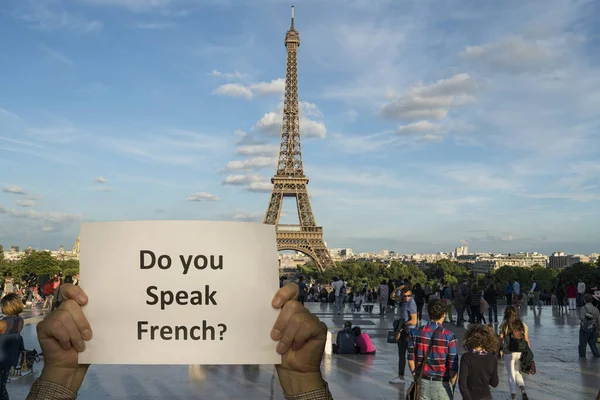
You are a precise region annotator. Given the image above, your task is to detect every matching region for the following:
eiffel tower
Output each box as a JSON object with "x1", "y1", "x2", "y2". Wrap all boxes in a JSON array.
[{"x1": 263, "y1": 6, "x2": 335, "y2": 271}]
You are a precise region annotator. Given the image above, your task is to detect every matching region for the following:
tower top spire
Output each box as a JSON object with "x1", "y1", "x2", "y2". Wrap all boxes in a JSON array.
[{"x1": 285, "y1": 5, "x2": 299, "y2": 46}]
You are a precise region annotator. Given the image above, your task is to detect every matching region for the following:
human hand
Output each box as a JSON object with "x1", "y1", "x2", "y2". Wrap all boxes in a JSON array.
[
  {"x1": 271, "y1": 283, "x2": 327, "y2": 395},
  {"x1": 37, "y1": 284, "x2": 92, "y2": 393}
]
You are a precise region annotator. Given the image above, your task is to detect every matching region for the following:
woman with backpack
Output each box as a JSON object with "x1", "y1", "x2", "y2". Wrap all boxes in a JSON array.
[{"x1": 499, "y1": 306, "x2": 530, "y2": 400}]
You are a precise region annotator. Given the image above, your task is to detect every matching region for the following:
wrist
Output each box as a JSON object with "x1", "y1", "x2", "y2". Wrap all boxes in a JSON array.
[
  {"x1": 40, "y1": 365, "x2": 88, "y2": 393},
  {"x1": 276, "y1": 367, "x2": 326, "y2": 395}
]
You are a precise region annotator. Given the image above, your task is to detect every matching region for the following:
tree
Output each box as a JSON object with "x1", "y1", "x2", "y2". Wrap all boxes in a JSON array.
[
  {"x1": 59, "y1": 259, "x2": 80, "y2": 277},
  {"x1": 18, "y1": 251, "x2": 61, "y2": 275},
  {"x1": 557, "y1": 263, "x2": 600, "y2": 286}
]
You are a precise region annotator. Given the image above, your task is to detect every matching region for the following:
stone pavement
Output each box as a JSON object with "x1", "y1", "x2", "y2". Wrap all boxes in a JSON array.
[{"x1": 7, "y1": 302, "x2": 600, "y2": 399}]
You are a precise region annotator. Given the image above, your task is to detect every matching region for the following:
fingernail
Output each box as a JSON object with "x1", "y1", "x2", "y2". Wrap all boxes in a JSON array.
[
  {"x1": 78, "y1": 294, "x2": 88, "y2": 303},
  {"x1": 276, "y1": 342, "x2": 286, "y2": 354},
  {"x1": 82, "y1": 329, "x2": 92, "y2": 340},
  {"x1": 271, "y1": 329, "x2": 281, "y2": 339},
  {"x1": 76, "y1": 340, "x2": 85, "y2": 351},
  {"x1": 273, "y1": 298, "x2": 282, "y2": 308}
]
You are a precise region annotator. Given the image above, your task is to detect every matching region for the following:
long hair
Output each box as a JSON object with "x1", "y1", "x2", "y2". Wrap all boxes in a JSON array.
[{"x1": 501, "y1": 306, "x2": 524, "y2": 334}]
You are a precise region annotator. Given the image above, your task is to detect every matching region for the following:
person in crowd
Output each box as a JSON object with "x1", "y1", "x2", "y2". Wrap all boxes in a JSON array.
[
  {"x1": 334, "y1": 321, "x2": 356, "y2": 355},
  {"x1": 555, "y1": 282, "x2": 566, "y2": 311},
  {"x1": 407, "y1": 299, "x2": 459, "y2": 399},
  {"x1": 352, "y1": 326, "x2": 376, "y2": 355},
  {"x1": 578, "y1": 278, "x2": 586, "y2": 308},
  {"x1": 25, "y1": 283, "x2": 334, "y2": 400},
  {"x1": 512, "y1": 280, "x2": 520, "y2": 309},
  {"x1": 505, "y1": 281, "x2": 513, "y2": 305},
  {"x1": 3, "y1": 275, "x2": 14, "y2": 297},
  {"x1": 390, "y1": 286, "x2": 418, "y2": 384},
  {"x1": 441, "y1": 281, "x2": 454, "y2": 323},
  {"x1": 353, "y1": 288, "x2": 364, "y2": 313},
  {"x1": 377, "y1": 279, "x2": 389, "y2": 317},
  {"x1": 459, "y1": 324, "x2": 499, "y2": 400},
  {"x1": 331, "y1": 276, "x2": 345, "y2": 315},
  {"x1": 567, "y1": 281, "x2": 578, "y2": 311},
  {"x1": 468, "y1": 284, "x2": 482, "y2": 324},
  {"x1": 479, "y1": 294, "x2": 489, "y2": 324},
  {"x1": 390, "y1": 278, "x2": 405, "y2": 309},
  {"x1": 413, "y1": 283, "x2": 426, "y2": 322},
  {"x1": 42, "y1": 277, "x2": 57, "y2": 310},
  {"x1": 579, "y1": 294, "x2": 600, "y2": 358},
  {"x1": 388, "y1": 279, "x2": 396, "y2": 309},
  {"x1": 453, "y1": 284, "x2": 466, "y2": 327},
  {"x1": 0, "y1": 293, "x2": 25, "y2": 398},
  {"x1": 484, "y1": 283, "x2": 498, "y2": 324},
  {"x1": 529, "y1": 281, "x2": 541, "y2": 309},
  {"x1": 297, "y1": 276, "x2": 307, "y2": 306},
  {"x1": 423, "y1": 283, "x2": 431, "y2": 304},
  {"x1": 499, "y1": 306, "x2": 531, "y2": 400},
  {"x1": 52, "y1": 276, "x2": 74, "y2": 311}
]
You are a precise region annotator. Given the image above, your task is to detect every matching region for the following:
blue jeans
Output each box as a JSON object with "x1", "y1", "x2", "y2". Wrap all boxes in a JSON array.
[
  {"x1": 335, "y1": 295, "x2": 344, "y2": 313},
  {"x1": 579, "y1": 329, "x2": 600, "y2": 357},
  {"x1": 488, "y1": 303, "x2": 498, "y2": 323},
  {"x1": 419, "y1": 379, "x2": 453, "y2": 399}
]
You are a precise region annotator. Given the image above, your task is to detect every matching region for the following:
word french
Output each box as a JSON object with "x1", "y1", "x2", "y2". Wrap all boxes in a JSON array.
[
  {"x1": 146, "y1": 285, "x2": 217, "y2": 310},
  {"x1": 140, "y1": 250, "x2": 223, "y2": 274},
  {"x1": 137, "y1": 320, "x2": 228, "y2": 341}
]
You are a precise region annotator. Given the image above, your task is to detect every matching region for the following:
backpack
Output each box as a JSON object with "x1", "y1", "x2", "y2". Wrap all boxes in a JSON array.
[
  {"x1": 581, "y1": 312, "x2": 597, "y2": 333},
  {"x1": 508, "y1": 328, "x2": 527, "y2": 352}
]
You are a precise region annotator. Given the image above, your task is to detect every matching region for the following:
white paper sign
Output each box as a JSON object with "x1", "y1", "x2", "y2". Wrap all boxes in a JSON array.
[{"x1": 78, "y1": 221, "x2": 280, "y2": 365}]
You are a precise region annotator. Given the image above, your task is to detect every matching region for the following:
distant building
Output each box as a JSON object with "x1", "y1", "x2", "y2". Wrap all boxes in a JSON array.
[
  {"x1": 548, "y1": 252, "x2": 581, "y2": 269},
  {"x1": 455, "y1": 246, "x2": 469, "y2": 257},
  {"x1": 340, "y1": 248, "x2": 353, "y2": 257}
]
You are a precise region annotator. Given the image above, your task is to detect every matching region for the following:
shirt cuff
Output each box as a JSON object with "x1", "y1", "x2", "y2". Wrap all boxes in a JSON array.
[
  {"x1": 284, "y1": 382, "x2": 333, "y2": 400},
  {"x1": 27, "y1": 379, "x2": 78, "y2": 400}
]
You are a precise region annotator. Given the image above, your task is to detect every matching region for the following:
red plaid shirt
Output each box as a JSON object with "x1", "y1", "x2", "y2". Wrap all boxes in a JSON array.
[{"x1": 407, "y1": 322, "x2": 459, "y2": 380}]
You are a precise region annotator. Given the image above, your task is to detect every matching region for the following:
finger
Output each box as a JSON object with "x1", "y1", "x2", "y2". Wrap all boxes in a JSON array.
[
  {"x1": 60, "y1": 299, "x2": 93, "y2": 340},
  {"x1": 277, "y1": 311, "x2": 307, "y2": 354},
  {"x1": 57, "y1": 312, "x2": 86, "y2": 352},
  {"x1": 271, "y1": 300, "x2": 306, "y2": 341},
  {"x1": 272, "y1": 283, "x2": 299, "y2": 309},
  {"x1": 39, "y1": 317, "x2": 72, "y2": 351},
  {"x1": 59, "y1": 284, "x2": 88, "y2": 306},
  {"x1": 291, "y1": 316, "x2": 327, "y2": 351}
]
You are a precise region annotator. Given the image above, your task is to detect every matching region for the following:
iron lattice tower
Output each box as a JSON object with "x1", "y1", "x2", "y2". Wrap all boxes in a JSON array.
[{"x1": 263, "y1": 6, "x2": 335, "y2": 271}]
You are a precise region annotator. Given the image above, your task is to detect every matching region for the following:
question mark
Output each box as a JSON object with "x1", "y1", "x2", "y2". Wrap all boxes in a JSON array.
[{"x1": 218, "y1": 324, "x2": 227, "y2": 340}]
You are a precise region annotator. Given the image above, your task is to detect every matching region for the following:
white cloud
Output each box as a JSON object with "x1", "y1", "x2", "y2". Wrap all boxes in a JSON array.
[
  {"x1": 213, "y1": 83, "x2": 253, "y2": 100},
  {"x1": 0, "y1": 206, "x2": 82, "y2": 224},
  {"x1": 396, "y1": 121, "x2": 442, "y2": 135},
  {"x1": 2, "y1": 186, "x2": 26, "y2": 195},
  {"x1": 236, "y1": 144, "x2": 279, "y2": 157},
  {"x1": 94, "y1": 176, "x2": 108, "y2": 184},
  {"x1": 188, "y1": 192, "x2": 219, "y2": 202},
  {"x1": 460, "y1": 34, "x2": 580, "y2": 74},
  {"x1": 16, "y1": 199, "x2": 36, "y2": 208},
  {"x1": 245, "y1": 181, "x2": 273, "y2": 193},
  {"x1": 209, "y1": 69, "x2": 247, "y2": 80},
  {"x1": 380, "y1": 73, "x2": 477, "y2": 121},
  {"x1": 222, "y1": 174, "x2": 263, "y2": 186},
  {"x1": 39, "y1": 44, "x2": 73, "y2": 65},
  {"x1": 229, "y1": 210, "x2": 263, "y2": 222},
  {"x1": 253, "y1": 102, "x2": 327, "y2": 139},
  {"x1": 224, "y1": 156, "x2": 277, "y2": 172},
  {"x1": 213, "y1": 78, "x2": 285, "y2": 100},
  {"x1": 22, "y1": 3, "x2": 102, "y2": 33}
]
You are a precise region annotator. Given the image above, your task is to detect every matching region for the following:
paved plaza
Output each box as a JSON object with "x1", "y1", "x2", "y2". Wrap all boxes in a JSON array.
[{"x1": 7, "y1": 302, "x2": 600, "y2": 399}]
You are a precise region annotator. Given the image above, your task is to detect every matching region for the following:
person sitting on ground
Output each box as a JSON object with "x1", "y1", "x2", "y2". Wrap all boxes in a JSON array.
[
  {"x1": 459, "y1": 324, "x2": 499, "y2": 400},
  {"x1": 25, "y1": 283, "x2": 334, "y2": 400},
  {"x1": 334, "y1": 321, "x2": 356, "y2": 354},
  {"x1": 352, "y1": 326, "x2": 376, "y2": 355}
]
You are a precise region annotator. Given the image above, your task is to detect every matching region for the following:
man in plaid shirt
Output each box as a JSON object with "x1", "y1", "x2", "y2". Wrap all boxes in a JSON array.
[{"x1": 408, "y1": 299, "x2": 459, "y2": 399}]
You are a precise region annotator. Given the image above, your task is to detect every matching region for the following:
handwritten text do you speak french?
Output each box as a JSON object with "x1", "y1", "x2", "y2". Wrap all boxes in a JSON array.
[{"x1": 137, "y1": 250, "x2": 226, "y2": 343}]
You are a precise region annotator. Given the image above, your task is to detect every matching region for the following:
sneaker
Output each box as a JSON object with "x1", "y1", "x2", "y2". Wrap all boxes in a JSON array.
[{"x1": 389, "y1": 376, "x2": 405, "y2": 384}]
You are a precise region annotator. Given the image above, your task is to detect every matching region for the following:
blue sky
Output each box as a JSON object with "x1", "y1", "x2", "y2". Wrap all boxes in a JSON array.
[{"x1": 0, "y1": 0, "x2": 599, "y2": 255}]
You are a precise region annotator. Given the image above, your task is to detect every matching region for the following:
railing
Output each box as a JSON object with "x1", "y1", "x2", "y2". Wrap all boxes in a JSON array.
[{"x1": 277, "y1": 225, "x2": 322, "y2": 233}]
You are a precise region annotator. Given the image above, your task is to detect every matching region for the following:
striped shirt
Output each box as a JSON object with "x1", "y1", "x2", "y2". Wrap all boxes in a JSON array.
[{"x1": 407, "y1": 322, "x2": 459, "y2": 380}]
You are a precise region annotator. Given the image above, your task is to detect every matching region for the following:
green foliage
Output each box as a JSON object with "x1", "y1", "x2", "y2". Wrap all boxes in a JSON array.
[
  {"x1": 18, "y1": 251, "x2": 61, "y2": 275},
  {"x1": 59, "y1": 259, "x2": 80, "y2": 277},
  {"x1": 557, "y1": 263, "x2": 600, "y2": 286}
]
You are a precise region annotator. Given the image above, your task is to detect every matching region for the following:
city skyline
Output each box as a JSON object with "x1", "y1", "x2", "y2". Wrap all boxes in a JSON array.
[{"x1": 1, "y1": 1, "x2": 599, "y2": 255}]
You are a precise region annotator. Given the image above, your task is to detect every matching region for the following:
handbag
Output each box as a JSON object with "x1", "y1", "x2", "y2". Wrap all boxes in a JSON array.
[
  {"x1": 388, "y1": 319, "x2": 406, "y2": 344},
  {"x1": 406, "y1": 326, "x2": 442, "y2": 400}
]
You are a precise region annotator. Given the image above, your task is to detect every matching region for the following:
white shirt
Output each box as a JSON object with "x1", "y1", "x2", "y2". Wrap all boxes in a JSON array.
[{"x1": 578, "y1": 282, "x2": 586, "y2": 294}]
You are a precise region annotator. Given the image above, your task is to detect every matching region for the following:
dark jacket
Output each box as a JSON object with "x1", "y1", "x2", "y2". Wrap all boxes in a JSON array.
[
  {"x1": 484, "y1": 288, "x2": 497, "y2": 305},
  {"x1": 520, "y1": 345, "x2": 535, "y2": 374},
  {"x1": 336, "y1": 328, "x2": 356, "y2": 354}
]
